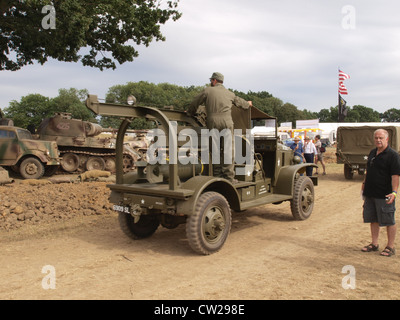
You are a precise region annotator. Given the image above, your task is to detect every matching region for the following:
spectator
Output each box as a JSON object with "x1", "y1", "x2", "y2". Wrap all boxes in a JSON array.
[
  {"x1": 361, "y1": 129, "x2": 400, "y2": 257},
  {"x1": 303, "y1": 136, "x2": 317, "y2": 176},
  {"x1": 290, "y1": 136, "x2": 305, "y2": 163},
  {"x1": 314, "y1": 135, "x2": 326, "y2": 175}
]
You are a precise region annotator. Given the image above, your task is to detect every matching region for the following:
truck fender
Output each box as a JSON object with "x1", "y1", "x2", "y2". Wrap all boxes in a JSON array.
[
  {"x1": 17, "y1": 152, "x2": 47, "y2": 165},
  {"x1": 274, "y1": 164, "x2": 317, "y2": 195},
  {"x1": 176, "y1": 176, "x2": 240, "y2": 216}
]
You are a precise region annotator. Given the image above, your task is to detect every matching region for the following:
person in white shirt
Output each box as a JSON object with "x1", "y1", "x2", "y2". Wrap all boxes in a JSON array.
[{"x1": 303, "y1": 136, "x2": 317, "y2": 176}]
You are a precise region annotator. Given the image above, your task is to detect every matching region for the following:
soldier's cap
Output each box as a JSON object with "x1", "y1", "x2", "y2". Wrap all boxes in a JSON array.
[{"x1": 210, "y1": 72, "x2": 224, "y2": 82}]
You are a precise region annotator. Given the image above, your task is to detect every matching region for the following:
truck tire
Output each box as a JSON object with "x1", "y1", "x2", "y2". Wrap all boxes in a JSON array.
[
  {"x1": 118, "y1": 212, "x2": 159, "y2": 240},
  {"x1": 186, "y1": 191, "x2": 231, "y2": 255},
  {"x1": 344, "y1": 164, "x2": 354, "y2": 180},
  {"x1": 19, "y1": 157, "x2": 45, "y2": 179},
  {"x1": 290, "y1": 176, "x2": 314, "y2": 220}
]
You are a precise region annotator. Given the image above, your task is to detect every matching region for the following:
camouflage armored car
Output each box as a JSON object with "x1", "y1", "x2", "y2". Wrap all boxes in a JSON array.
[
  {"x1": 0, "y1": 126, "x2": 60, "y2": 179},
  {"x1": 85, "y1": 94, "x2": 318, "y2": 255}
]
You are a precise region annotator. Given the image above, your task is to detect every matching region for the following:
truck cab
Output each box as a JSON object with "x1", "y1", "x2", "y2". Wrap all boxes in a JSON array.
[{"x1": 0, "y1": 126, "x2": 60, "y2": 179}]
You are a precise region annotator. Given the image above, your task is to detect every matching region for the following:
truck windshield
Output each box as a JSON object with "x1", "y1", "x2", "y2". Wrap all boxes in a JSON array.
[
  {"x1": 17, "y1": 129, "x2": 33, "y2": 140},
  {"x1": 250, "y1": 119, "x2": 277, "y2": 138}
]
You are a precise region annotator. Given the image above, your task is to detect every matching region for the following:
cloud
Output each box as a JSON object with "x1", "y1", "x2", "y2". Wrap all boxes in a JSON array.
[{"x1": 1, "y1": 0, "x2": 400, "y2": 114}]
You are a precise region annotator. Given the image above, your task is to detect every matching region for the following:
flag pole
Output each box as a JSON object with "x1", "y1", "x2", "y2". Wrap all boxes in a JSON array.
[{"x1": 338, "y1": 67, "x2": 341, "y2": 122}]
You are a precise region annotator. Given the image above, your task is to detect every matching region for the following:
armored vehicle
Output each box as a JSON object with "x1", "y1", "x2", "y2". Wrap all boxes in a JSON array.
[
  {"x1": 0, "y1": 126, "x2": 60, "y2": 179},
  {"x1": 36, "y1": 113, "x2": 147, "y2": 173},
  {"x1": 0, "y1": 108, "x2": 13, "y2": 126},
  {"x1": 85, "y1": 95, "x2": 318, "y2": 255},
  {"x1": 336, "y1": 125, "x2": 400, "y2": 179}
]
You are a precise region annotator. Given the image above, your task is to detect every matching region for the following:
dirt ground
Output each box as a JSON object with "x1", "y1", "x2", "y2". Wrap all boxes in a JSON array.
[{"x1": 1, "y1": 147, "x2": 400, "y2": 300}]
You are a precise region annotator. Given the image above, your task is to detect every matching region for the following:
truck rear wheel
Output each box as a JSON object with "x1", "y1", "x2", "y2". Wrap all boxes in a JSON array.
[
  {"x1": 186, "y1": 192, "x2": 231, "y2": 255},
  {"x1": 344, "y1": 164, "x2": 354, "y2": 180},
  {"x1": 19, "y1": 157, "x2": 45, "y2": 179},
  {"x1": 290, "y1": 176, "x2": 314, "y2": 220},
  {"x1": 118, "y1": 212, "x2": 159, "y2": 239}
]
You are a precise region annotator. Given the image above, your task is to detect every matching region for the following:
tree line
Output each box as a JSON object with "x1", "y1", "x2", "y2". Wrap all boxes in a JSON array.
[{"x1": 3, "y1": 82, "x2": 400, "y2": 130}]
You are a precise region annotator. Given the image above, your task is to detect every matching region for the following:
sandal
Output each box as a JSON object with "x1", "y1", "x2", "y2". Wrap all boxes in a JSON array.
[
  {"x1": 380, "y1": 246, "x2": 396, "y2": 257},
  {"x1": 361, "y1": 243, "x2": 379, "y2": 252}
]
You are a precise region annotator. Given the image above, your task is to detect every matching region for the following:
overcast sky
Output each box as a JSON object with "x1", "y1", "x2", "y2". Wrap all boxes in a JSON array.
[{"x1": 1, "y1": 0, "x2": 400, "y2": 114}]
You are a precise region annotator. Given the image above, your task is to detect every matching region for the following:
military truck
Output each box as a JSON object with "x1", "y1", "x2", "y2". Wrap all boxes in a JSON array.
[
  {"x1": 85, "y1": 95, "x2": 318, "y2": 255},
  {"x1": 36, "y1": 113, "x2": 147, "y2": 173},
  {"x1": 0, "y1": 126, "x2": 60, "y2": 179},
  {"x1": 336, "y1": 125, "x2": 400, "y2": 179}
]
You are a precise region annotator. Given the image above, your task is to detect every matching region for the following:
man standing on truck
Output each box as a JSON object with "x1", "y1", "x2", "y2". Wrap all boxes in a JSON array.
[
  {"x1": 188, "y1": 72, "x2": 252, "y2": 183},
  {"x1": 361, "y1": 129, "x2": 400, "y2": 257}
]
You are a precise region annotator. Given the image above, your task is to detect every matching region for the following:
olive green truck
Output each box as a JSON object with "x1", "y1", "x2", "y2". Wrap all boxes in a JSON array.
[
  {"x1": 336, "y1": 125, "x2": 400, "y2": 179},
  {"x1": 85, "y1": 94, "x2": 318, "y2": 255}
]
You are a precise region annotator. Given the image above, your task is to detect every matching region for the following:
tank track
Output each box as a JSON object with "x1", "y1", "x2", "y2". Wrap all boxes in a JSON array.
[{"x1": 59, "y1": 150, "x2": 136, "y2": 174}]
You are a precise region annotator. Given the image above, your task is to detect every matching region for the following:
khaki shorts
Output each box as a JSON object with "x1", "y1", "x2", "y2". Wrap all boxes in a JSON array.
[{"x1": 363, "y1": 197, "x2": 396, "y2": 226}]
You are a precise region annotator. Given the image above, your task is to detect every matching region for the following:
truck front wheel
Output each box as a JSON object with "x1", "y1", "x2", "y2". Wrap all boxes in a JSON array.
[
  {"x1": 344, "y1": 164, "x2": 354, "y2": 180},
  {"x1": 290, "y1": 176, "x2": 314, "y2": 220},
  {"x1": 19, "y1": 157, "x2": 45, "y2": 179},
  {"x1": 118, "y1": 213, "x2": 159, "y2": 239},
  {"x1": 186, "y1": 192, "x2": 231, "y2": 255}
]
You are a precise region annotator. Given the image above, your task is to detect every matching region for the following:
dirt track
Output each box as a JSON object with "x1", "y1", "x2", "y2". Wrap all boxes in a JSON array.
[{"x1": 1, "y1": 149, "x2": 400, "y2": 300}]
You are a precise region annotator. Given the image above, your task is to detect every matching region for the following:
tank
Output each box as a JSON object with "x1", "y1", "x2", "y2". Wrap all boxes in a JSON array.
[
  {"x1": 0, "y1": 108, "x2": 13, "y2": 126},
  {"x1": 36, "y1": 113, "x2": 149, "y2": 174}
]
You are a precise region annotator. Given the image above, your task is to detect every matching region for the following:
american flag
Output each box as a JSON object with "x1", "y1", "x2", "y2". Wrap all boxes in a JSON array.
[
  {"x1": 339, "y1": 70, "x2": 350, "y2": 81},
  {"x1": 338, "y1": 81, "x2": 348, "y2": 95}
]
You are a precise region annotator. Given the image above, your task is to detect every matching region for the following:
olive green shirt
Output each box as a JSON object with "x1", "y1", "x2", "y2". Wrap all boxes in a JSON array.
[{"x1": 188, "y1": 83, "x2": 250, "y2": 119}]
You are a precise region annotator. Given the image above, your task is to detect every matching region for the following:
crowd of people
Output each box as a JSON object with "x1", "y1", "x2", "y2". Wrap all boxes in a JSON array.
[{"x1": 289, "y1": 134, "x2": 326, "y2": 176}]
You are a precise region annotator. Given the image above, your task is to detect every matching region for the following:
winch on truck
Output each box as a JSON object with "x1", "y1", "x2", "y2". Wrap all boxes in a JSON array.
[{"x1": 85, "y1": 94, "x2": 318, "y2": 255}]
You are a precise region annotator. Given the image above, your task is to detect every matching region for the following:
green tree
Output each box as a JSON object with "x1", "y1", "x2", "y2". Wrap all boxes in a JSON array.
[
  {"x1": 102, "y1": 81, "x2": 204, "y2": 129},
  {"x1": 50, "y1": 88, "x2": 95, "y2": 121},
  {"x1": 302, "y1": 109, "x2": 319, "y2": 121},
  {"x1": 346, "y1": 105, "x2": 380, "y2": 122},
  {"x1": 233, "y1": 90, "x2": 276, "y2": 115},
  {"x1": 3, "y1": 88, "x2": 94, "y2": 128},
  {"x1": 317, "y1": 107, "x2": 339, "y2": 122},
  {"x1": 4, "y1": 94, "x2": 52, "y2": 128},
  {"x1": 381, "y1": 108, "x2": 400, "y2": 122},
  {"x1": 274, "y1": 102, "x2": 306, "y2": 126},
  {"x1": 105, "y1": 81, "x2": 204, "y2": 109},
  {"x1": 1, "y1": 0, "x2": 181, "y2": 71}
]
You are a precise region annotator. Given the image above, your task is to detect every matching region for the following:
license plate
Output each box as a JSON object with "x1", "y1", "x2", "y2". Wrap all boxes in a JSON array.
[{"x1": 113, "y1": 205, "x2": 130, "y2": 213}]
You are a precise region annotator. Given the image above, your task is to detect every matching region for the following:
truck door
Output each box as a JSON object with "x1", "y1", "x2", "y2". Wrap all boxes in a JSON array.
[{"x1": 0, "y1": 129, "x2": 19, "y2": 163}]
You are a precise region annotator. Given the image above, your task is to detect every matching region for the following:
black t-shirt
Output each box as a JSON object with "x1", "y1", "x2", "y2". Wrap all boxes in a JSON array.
[{"x1": 364, "y1": 146, "x2": 400, "y2": 199}]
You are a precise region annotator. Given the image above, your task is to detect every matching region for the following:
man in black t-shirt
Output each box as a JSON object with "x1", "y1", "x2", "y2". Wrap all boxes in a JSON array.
[{"x1": 361, "y1": 129, "x2": 400, "y2": 257}]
